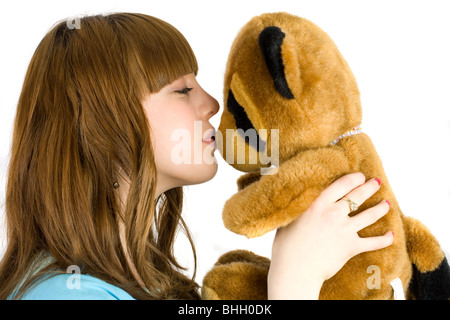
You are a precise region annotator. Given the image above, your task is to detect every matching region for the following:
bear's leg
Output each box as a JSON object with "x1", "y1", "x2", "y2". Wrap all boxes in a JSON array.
[
  {"x1": 202, "y1": 250, "x2": 270, "y2": 300},
  {"x1": 403, "y1": 216, "x2": 450, "y2": 299}
]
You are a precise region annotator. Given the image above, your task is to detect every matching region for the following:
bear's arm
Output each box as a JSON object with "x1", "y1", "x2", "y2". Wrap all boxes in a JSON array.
[{"x1": 223, "y1": 146, "x2": 352, "y2": 237}]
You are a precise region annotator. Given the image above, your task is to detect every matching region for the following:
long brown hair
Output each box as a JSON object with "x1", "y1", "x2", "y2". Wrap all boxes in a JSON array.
[{"x1": 0, "y1": 13, "x2": 200, "y2": 299}]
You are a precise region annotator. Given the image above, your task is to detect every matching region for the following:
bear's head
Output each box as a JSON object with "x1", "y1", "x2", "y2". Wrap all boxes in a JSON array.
[{"x1": 217, "y1": 12, "x2": 362, "y2": 173}]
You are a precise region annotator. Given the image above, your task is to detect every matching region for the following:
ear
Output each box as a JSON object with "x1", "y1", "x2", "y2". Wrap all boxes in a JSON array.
[{"x1": 258, "y1": 26, "x2": 299, "y2": 99}]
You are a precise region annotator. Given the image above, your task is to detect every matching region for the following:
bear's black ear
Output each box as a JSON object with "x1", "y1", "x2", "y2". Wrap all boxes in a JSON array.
[{"x1": 258, "y1": 26, "x2": 294, "y2": 99}]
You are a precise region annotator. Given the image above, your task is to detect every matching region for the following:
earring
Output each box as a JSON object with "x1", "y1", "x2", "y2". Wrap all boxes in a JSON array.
[{"x1": 113, "y1": 167, "x2": 123, "y2": 189}]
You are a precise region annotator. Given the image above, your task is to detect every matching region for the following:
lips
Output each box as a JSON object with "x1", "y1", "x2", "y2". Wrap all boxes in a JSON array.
[{"x1": 202, "y1": 128, "x2": 216, "y2": 146}]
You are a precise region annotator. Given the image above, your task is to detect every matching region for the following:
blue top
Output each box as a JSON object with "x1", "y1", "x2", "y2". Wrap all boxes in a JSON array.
[{"x1": 16, "y1": 274, "x2": 135, "y2": 300}]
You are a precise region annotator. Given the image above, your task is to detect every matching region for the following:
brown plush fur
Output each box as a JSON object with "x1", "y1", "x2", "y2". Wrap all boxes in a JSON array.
[
  {"x1": 202, "y1": 250, "x2": 269, "y2": 300},
  {"x1": 202, "y1": 12, "x2": 448, "y2": 300}
]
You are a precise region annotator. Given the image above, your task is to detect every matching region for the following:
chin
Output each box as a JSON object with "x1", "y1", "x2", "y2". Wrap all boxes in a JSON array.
[
  {"x1": 196, "y1": 161, "x2": 219, "y2": 184},
  {"x1": 160, "y1": 158, "x2": 219, "y2": 190},
  {"x1": 192, "y1": 146, "x2": 219, "y2": 184}
]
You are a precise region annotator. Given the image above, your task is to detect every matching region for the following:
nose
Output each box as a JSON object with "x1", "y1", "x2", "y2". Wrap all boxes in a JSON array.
[{"x1": 198, "y1": 89, "x2": 220, "y2": 121}]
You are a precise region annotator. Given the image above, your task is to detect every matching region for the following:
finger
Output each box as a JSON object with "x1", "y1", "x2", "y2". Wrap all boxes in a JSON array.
[
  {"x1": 317, "y1": 172, "x2": 366, "y2": 204},
  {"x1": 355, "y1": 231, "x2": 394, "y2": 255},
  {"x1": 337, "y1": 178, "x2": 381, "y2": 212},
  {"x1": 350, "y1": 200, "x2": 390, "y2": 231}
]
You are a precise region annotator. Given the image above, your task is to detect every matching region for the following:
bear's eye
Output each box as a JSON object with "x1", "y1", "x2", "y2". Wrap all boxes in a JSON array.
[
  {"x1": 227, "y1": 89, "x2": 266, "y2": 152},
  {"x1": 227, "y1": 90, "x2": 254, "y2": 133}
]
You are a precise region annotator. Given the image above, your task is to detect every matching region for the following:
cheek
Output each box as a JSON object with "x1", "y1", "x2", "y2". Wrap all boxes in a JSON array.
[
  {"x1": 145, "y1": 100, "x2": 217, "y2": 184},
  {"x1": 152, "y1": 112, "x2": 191, "y2": 157},
  {"x1": 148, "y1": 104, "x2": 196, "y2": 166}
]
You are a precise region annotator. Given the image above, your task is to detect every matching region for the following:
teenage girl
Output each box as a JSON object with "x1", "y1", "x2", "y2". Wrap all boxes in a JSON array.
[{"x1": 0, "y1": 13, "x2": 393, "y2": 300}]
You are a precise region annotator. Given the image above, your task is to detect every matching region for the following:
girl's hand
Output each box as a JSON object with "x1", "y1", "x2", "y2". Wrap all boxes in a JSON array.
[{"x1": 268, "y1": 172, "x2": 394, "y2": 299}]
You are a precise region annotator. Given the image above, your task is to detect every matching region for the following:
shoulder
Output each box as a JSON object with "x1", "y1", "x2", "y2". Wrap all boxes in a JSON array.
[{"x1": 20, "y1": 273, "x2": 135, "y2": 300}]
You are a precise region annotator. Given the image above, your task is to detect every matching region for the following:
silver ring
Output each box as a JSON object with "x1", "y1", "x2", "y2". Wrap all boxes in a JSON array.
[{"x1": 342, "y1": 197, "x2": 359, "y2": 212}]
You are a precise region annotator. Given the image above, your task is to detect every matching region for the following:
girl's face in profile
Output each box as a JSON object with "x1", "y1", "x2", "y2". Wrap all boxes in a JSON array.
[{"x1": 143, "y1": 73, "x2": 220, "y2": 193}]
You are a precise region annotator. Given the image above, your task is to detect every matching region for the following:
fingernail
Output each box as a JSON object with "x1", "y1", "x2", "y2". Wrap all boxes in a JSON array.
[
  {"x1": 392, "y1": 231, "x2": 395, "y2": 237},
  {"x1": 386, "y1": 200, "x2": 391, "y2": 207},
  {"x1": 375, "y1": 178, "x2": 382, "y2": 186}
]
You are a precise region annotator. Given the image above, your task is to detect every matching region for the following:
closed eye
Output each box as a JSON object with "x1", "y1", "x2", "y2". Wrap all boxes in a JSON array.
[{"x1": 175, "y1": 87, "x2": 193, "y2": 95}]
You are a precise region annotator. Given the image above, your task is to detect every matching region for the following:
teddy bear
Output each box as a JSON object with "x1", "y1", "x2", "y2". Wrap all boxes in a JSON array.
[{"x1": 202, "y1": 12, "x2": 450, "y2": 300}]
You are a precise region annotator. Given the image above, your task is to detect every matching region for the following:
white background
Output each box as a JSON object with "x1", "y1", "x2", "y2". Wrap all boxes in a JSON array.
[{"x1": 0, "y1": 0, "x2": 449, "y2": 286}]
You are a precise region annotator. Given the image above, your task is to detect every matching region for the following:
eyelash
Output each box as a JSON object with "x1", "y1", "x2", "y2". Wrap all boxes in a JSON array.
[{"x1": 176, "y1": 87, "x2": 193, "y2": 95}]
